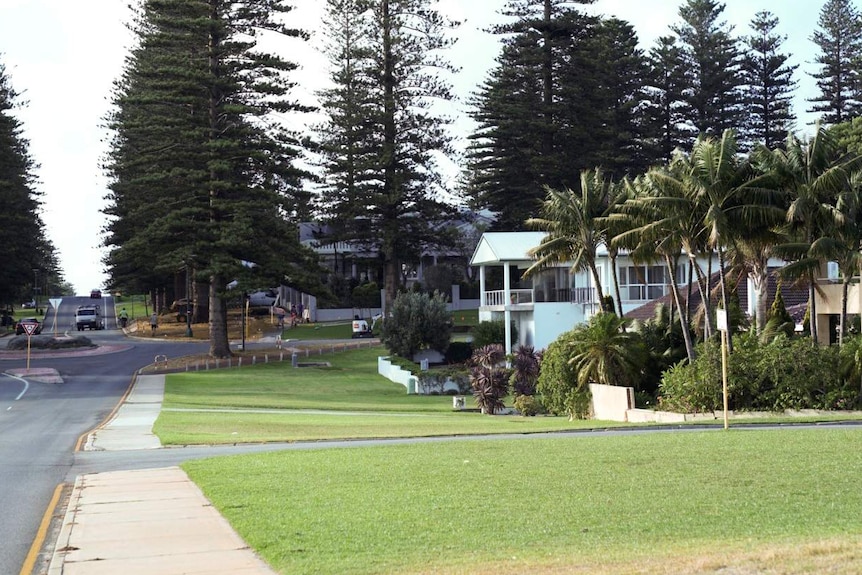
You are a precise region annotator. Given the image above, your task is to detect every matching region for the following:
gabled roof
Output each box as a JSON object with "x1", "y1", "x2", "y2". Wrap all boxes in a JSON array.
[{"x1": 470, "y1": 232, "x2": 547, "y2": 266}]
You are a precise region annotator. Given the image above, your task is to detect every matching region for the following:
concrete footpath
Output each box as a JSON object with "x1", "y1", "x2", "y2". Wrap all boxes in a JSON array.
[{"x1": 47, "y1": 375, "x2": 277, "y2": 575}]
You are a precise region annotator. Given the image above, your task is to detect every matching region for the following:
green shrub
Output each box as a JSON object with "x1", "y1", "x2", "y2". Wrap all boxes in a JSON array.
[
  {"x1": 536, "y1": 328, "x2": 591, "y2": 419},
  {"x1": 659, "y1": 334, "x2": 845, "y2": 413},
  {"x1": 754, "y1": 335, "x2": 838, "y2": 410},
  {"x1": 471, "y1": 319, "x2": 517, "y2": 349},
  {"x1": 657, "y1": 342, "x2": 722, "y2": 414},
  {"x1": 513, "y1": 394, "x2": 545, "y2": 416},
  {"x1": 380, "y1": 291, "x2": 452, "y2": 358}
]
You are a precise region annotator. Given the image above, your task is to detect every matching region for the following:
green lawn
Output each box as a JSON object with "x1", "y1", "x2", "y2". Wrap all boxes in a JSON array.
[
  {"x1": 183, "y1": 427, "x2": 862, "y2": 575},
  {"x1": 282, "y1": 321, "x2": 358, "y2": 340},
  {"x1": 155, "y1": 347, "x2": 605, "y2": 444}
]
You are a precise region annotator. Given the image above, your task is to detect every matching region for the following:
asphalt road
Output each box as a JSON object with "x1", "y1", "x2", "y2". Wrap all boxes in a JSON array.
[{"x1": 0, "y1": 295, "x2": 210, "y2": 575}]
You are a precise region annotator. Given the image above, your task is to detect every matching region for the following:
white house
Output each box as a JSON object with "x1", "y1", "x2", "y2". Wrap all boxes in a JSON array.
[{"x1": 470, "y1": 231, "x2": 787, "y2": 352}]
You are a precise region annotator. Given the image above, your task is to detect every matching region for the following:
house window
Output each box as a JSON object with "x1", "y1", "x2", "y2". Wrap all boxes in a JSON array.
[{"x1": 619, "y1": 264, "x2": 683, "y2": 302}]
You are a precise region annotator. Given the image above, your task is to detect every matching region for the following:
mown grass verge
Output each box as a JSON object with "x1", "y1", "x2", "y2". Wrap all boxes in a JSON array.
[
  {"x1": 183, "y1": 427, "x2": 862, "y2": 575},
  {"x1": 155, "y1": 346, "x2": 606, "y2": 444}
]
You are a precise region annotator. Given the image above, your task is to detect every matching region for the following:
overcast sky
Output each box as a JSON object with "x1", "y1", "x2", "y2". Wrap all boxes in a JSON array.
[{"x1": 0, "y1": 0, "x2": 826, "y2": 295}]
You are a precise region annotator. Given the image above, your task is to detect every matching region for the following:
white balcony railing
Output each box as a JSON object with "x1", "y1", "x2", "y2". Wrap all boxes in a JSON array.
[
  {"x1": 483, "y1": 289, "x2": 534, "y2": 306},
  {"x1": 482, "y1": 288, "x2": 603, "y2": 306}
]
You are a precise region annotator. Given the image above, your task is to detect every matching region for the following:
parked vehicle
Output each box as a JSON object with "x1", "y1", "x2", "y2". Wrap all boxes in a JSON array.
[
  {"x1": 75, "y1": 305, "x2": 104, "y2": 331},
  {"x1": 22, "y1": 300, "x2": 36, "y2": 309},
  {"x1": 16, "y1": 317, "x2": 42, "y2": 335},
  {"x1": 351, "y1": 314, "x2": 381, "y2": 338}
]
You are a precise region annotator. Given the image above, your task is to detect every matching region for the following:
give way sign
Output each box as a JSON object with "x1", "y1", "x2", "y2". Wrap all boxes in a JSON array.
[{"x1": 22, "y1": 322, "x2": 39, "y2": 336}]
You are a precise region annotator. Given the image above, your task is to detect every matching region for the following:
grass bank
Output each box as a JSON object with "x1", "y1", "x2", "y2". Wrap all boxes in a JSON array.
[
  {"x1": 183, "y1": 427, "x2": 862, "y2": 574},
  {"x1": 155, "y1": 347, "x2": 601, "y2": 444}
]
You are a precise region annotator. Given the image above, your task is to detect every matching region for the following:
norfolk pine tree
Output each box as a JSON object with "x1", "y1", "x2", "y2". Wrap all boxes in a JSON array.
[
  {"x1": 741, "y1": 11, "x2": 797, "y2": 150},
  {"x1": 317, "y1": 0, "x2": 458, "y2": 306},
  {"x1": 0, "y1": 60, "x2": 54, "y2": 306},
  {"x1": 808, "y1": 0, "x2": 862, "y2": 125},
  {"x1": 671, "y1": 0, "x2": 744, "y2": 142},
  {"x1": 104, "y1": 0, "x2": 316, "y2": 357}
]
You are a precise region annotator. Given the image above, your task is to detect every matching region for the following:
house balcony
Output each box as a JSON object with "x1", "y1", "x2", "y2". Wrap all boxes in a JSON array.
[{"x1": 481, "y1": 287, "x2": 598, "y2": 308}]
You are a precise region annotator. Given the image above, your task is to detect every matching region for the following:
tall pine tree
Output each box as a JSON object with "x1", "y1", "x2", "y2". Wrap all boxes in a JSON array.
[
  {"x1": 671, "y1": 0, "x2": 744, "y2": 142},
  {"x1": 104, "y1": 0, "x2": 316, "y2": 357},
  {"x1": 741, "y1": 11, "x2": 797, "y2": 150},
  {"x1": 467, "y1": 2, "x2": 650, "y2": 229},
  {"x1": 316, "y1": 0, "x2": 458, "y2": 306},
  {"x1": 808, "y1": 0, "x2": 862, "y2": 125},
  {"x1": 643, "y1": 35, "x2": 693, "y2": 162},
  {"x1": 0, "y1": 60, "x2": 54, "y2": 306}
]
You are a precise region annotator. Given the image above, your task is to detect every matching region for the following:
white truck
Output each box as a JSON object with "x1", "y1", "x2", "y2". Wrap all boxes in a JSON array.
[{"x1": 75, "y1": 305, "x2": 104, "y2": 331}]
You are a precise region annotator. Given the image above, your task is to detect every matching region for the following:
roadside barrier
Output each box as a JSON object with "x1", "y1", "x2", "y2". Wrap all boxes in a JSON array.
[{"x1": 141, "y1": 339, "x2": 379, "y2": 373}]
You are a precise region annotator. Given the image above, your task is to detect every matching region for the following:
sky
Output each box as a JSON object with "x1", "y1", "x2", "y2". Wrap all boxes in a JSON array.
[{"x1": 0, "y1": 0, "x2": 827, "y2": 295}]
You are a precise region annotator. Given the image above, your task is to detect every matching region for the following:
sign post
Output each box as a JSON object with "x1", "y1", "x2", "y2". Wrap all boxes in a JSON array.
[
  {"x1": 716, "y1": 308, "x2": 729, "y2": 430},
  {"x1": 49, "y1": 297, "x2": 62, "y2": 336},
  {"x1": 22, "y1": 320, "x2": 38, "y2": 371}
]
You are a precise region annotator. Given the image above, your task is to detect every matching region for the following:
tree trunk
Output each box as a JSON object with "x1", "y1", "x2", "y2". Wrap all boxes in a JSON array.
[
  {"x1": 380, "y1": 0, "x2": 399, "y2": 306},
  {"x1": 838, "y1": 278, "x2": 850, "y2": 346},
  {"x1": 808, "y1": 272, "x2": 818, "y2": 343},
  {"x1": 689, "y1": 255, "x2": 712, "y2": 338},
  {"x1": 589, "y1": 261, "x2": 605, "y2": 310},
  {"x1": 685, "y1": 261, "x2": 693, "y2": 326},
  {"x1": 666, "y1": 254, "x2": 696, "y2": 362},
  {"x1": 208, "y1": 274, "x2": 231, "y2": 358},
  {"x1": 610, "y1": 252, "x2": 624, "y2": 317},
  {"x1": 752, "y1": 268, "x2": 768, "y2": 334}
]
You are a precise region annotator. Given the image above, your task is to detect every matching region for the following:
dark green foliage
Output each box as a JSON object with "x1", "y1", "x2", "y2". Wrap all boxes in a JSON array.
[
  {"x1": 659, "y1": 334, "x2": 853, "y2": 413},
  {"x1": 741, "y1": 11, "x2": 797, "y2": 150},
  {"x1": 380, "y1": 291, "x2": 452, "y2": 358},
  {"x1": 103, "y1": 0, "x2": 318, "y2": 357},
  {"x1": 808, "y1": 0, "x2": 862, "y2": 124},
  {"x1": 762, "y1": 281, "x2": 794, "y2": 340},
  {"x1": 466, "y1": 4, "x2": 651, "y2": 230},
  {"x1": 471, "y1": 319, "x2": 517, "y2": 349},
  {"x1": 315, "y1": 0, "x2": 458, "y2": 304},
  {"x1": 838, "y1": 335, "x2": 862, "y2": 405},
  {"x1": 569, "y1": 312, "x2": 648, "y2": 389},
  {"x1": 535, "y1": 329, "x2": 591, "y2": 420},
  {"x1": 642, "y1": 35, "x2": 693, "y2": 162},
  {"x1": 600, "y1": 295, "x2": 616, "y2": 314},
  {"x1": 510, "y1": 344, "x2": 540, "y2": 396},
  {"x1": 352, "y1": 282, "x2": 381, "y2": 312},
  {"x1": 513, "y1": 394, "x2": 545, "y2": 416},
  {"x1": 0, "y1": 61, "x2": 61, "y2": 306},
  {"x1": 657, "y1": 341, "x2": 723, "y2": 414},
  {"x1": 469, "y1": 344, "x2": 510, "y2": 415},
  {"x1": 671, "y1": 0, "x2": 745, "y2": 141},
  {"x1": 634, "y1": 303, "x2": 689, "y2": 397}
]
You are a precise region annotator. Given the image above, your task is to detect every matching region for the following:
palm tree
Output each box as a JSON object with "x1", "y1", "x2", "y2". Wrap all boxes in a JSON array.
[
  {"x1": 568, "y1": 312, "x2": 648, "y2": 389},
  {"x1": 604, "y1": 178, "x2": 633, "y2": 317},
  {"x1": 687, "y1": 130, "x2": 784, "y2": 350},
  {"x1": 613, "y1": 169, "x2": 700, "y2": 362},
  {"x1": 759, "y1": 125, "x2": 862, "y2": 343},
  {"x1": 809, "y1": 170, "x2": 862, "y2": 344},
  {"x1": 525, "y1": 168, "x2": 612, "y2": 304}
]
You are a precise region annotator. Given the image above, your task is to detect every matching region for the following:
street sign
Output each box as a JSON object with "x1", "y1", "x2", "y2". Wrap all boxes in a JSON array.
[
  {"x1": 49, "y1": 297, "x2": 62, "y2": 309},
  {"x1": 22, "y1": 322, "x2": 38, "y2": 336},
  {"x1": 716, "y1": 308, "x2": 728, "y2": 332}
]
